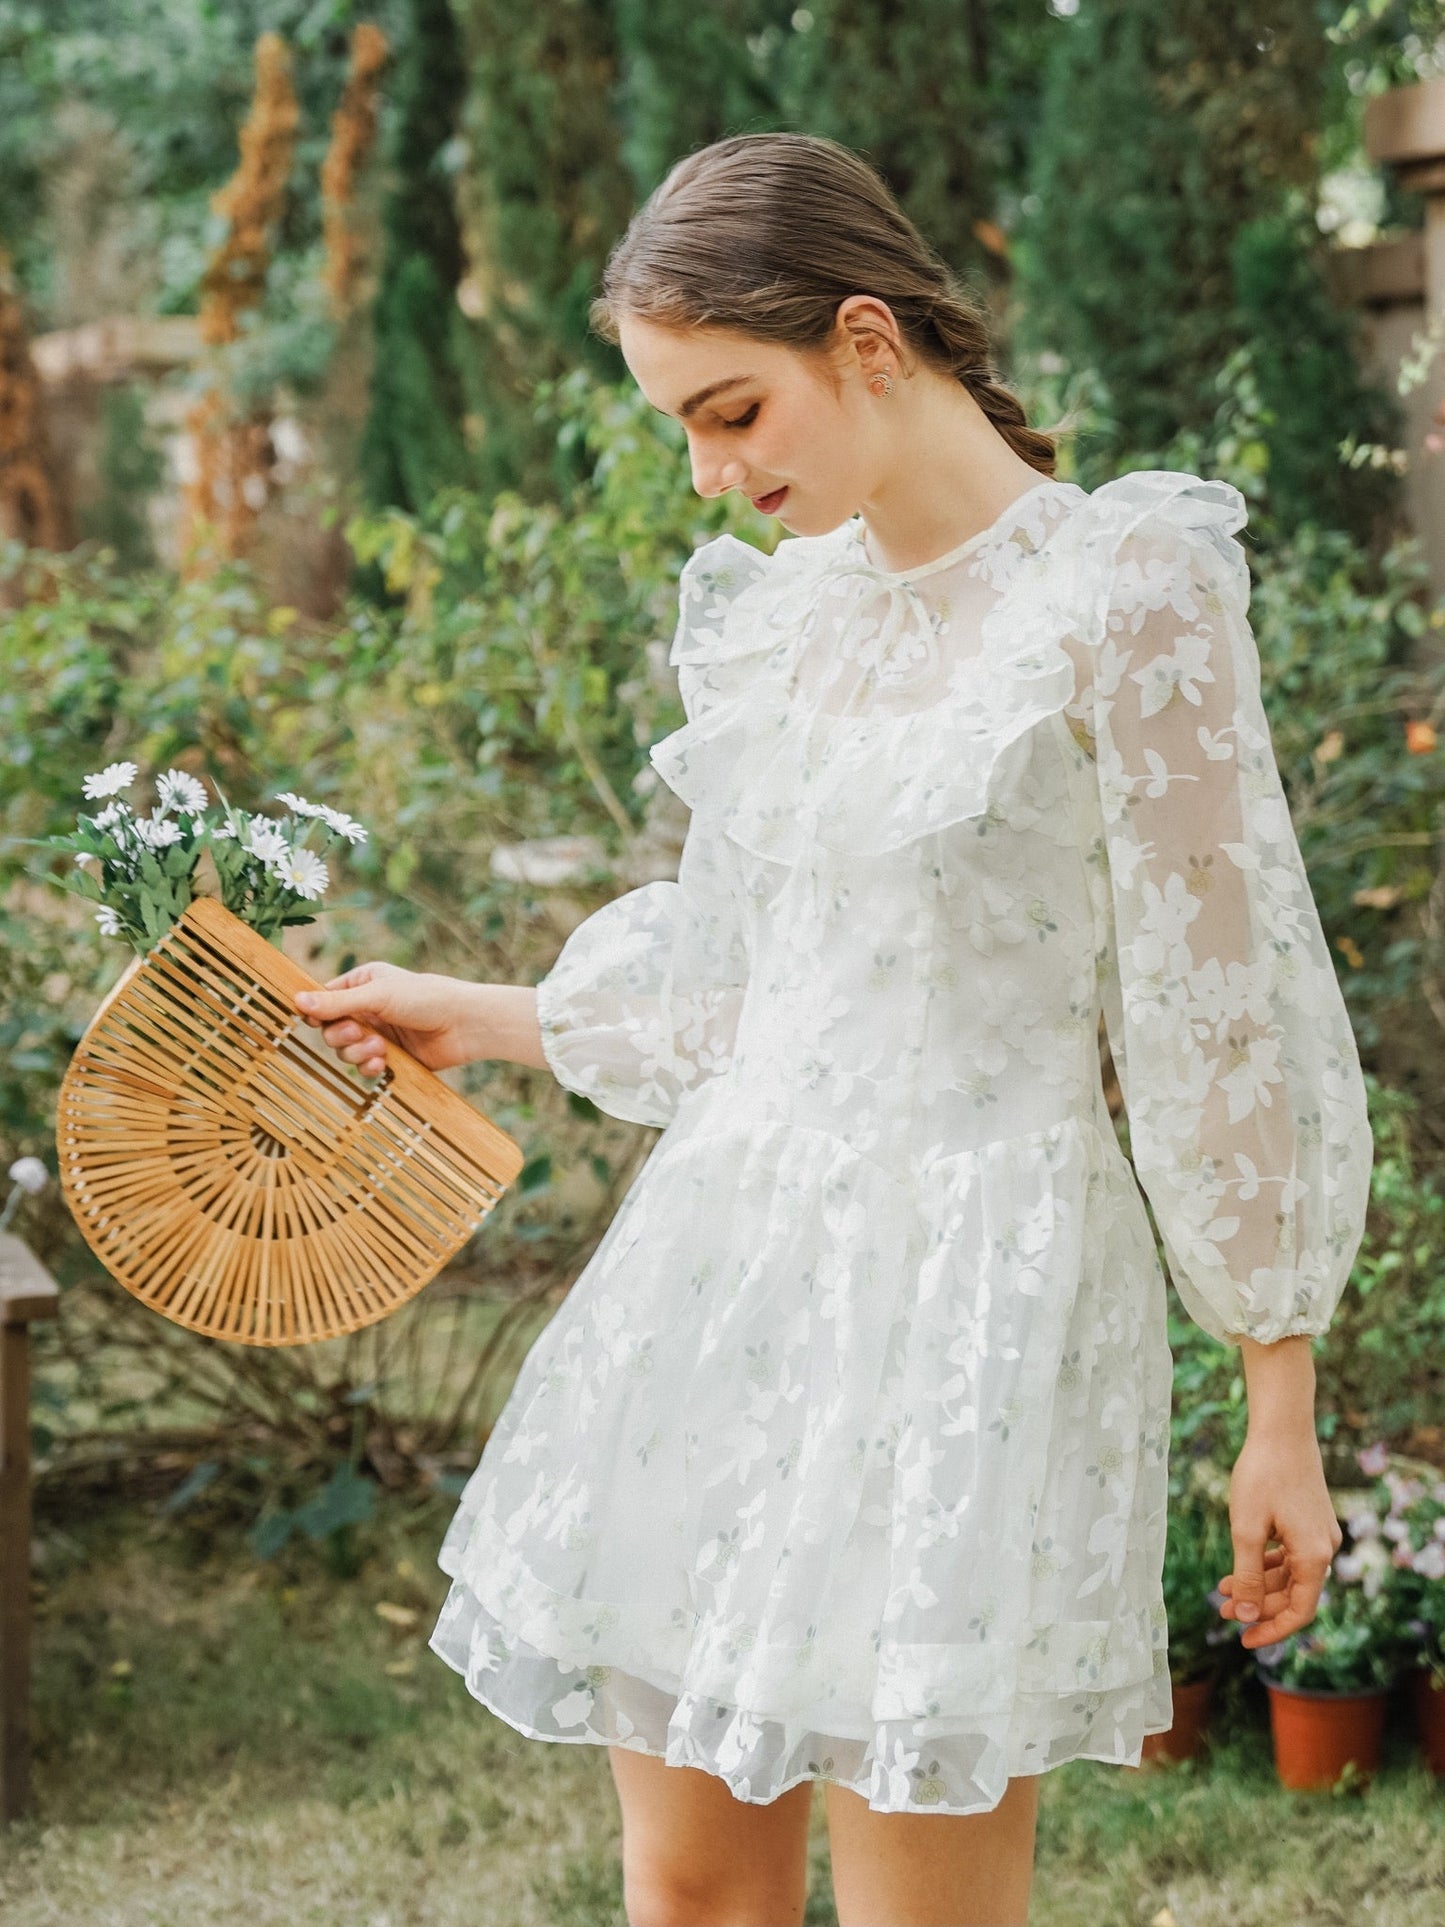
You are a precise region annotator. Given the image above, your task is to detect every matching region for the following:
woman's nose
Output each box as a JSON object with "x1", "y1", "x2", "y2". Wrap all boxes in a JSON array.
[{"x1": 690, "y1": 449, "x2": 744, "y2": 499}]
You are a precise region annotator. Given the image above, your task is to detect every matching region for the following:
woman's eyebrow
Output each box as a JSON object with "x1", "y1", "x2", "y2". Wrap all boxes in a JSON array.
[{"x1": 666, "y1": 375, "x2": 759, "y2": 420}]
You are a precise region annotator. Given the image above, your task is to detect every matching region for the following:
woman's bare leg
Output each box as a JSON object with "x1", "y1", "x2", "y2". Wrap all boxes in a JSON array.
[
  {"x1": 607, "y1": 1744, "x2": 814, "y2": 1927},
  {"x1": 824, "y1": 1772, "x2": 1040, "y2": 1927}
]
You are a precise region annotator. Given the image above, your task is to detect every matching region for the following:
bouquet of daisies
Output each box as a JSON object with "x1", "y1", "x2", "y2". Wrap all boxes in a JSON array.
[{"x1": 44, "y1": 759, "x2": 367, "y2": 954}]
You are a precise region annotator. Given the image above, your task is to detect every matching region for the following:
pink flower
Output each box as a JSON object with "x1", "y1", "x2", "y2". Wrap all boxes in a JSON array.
[
  {"x1": 1385, "y1": 1473, "x2": 1426, "y2": 1509},
  {"x1": 1357, "y1": 1441, "x2": 1390, "y2": 1477}
]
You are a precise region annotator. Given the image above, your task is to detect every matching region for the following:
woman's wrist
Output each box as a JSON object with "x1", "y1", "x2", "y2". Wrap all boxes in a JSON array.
[
  {"x1": 1238, "y1": 1332, "x2": 1319, "y2": 1443},
  {"x1": 453, "y1": 981, "x2": 548, "y2": 1071}
]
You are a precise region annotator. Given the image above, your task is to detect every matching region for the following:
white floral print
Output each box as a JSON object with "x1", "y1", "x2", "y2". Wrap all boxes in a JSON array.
[{"x1": 430, "y1": 469, "x2": 1372, "y2": 1814}]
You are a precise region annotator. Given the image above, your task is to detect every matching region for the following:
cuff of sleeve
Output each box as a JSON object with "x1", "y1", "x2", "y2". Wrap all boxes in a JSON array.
[
  {"x1": 1224, "y1": 1317, "x2": 1330, "y2": 1348},
  {"x1": 1171, "y1": 1268, "x2": 1333, "y2": 1348},
  {"x1": 533, "y1": 968, "x2": 572, "y2": 1091}
]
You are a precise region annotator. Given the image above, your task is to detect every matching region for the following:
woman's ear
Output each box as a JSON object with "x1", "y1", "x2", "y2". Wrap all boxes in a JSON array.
[{"x1": 833, "y1": 292, "x2": 904, "y2": 388}]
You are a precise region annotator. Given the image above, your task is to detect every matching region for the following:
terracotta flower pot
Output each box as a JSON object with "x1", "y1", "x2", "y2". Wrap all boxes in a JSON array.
[
  {"x1": 1410, "y1": 1669, "x2": 1445, "y2": 1777},
  {"x1": 1261, "y1": 1673, "x2": 1390, "y2": 1791},
  {"x1": 1135, "y1": 1674, "x2": 1214, "y2": 1767}
]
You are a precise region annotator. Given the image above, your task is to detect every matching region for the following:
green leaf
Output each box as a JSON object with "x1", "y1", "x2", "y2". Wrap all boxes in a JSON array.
[
  {"x1": 519, "y1": 1153, "x2": 552, "y2": 1193},
  {"x1": 294, "y1": 1462, "x2": 376, "y2": 1541},
  {"x1": 162, "y1": 1460, "x2": 221, "y2": 1516},
  {"x1": 249, "y1": 1509, "x2": 296, "y2": 1560}
]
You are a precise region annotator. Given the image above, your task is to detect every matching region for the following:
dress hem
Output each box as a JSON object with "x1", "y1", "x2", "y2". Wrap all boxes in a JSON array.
[{"x1": 427, "y1": 1630, "x2": 1179, "y2": 1816}]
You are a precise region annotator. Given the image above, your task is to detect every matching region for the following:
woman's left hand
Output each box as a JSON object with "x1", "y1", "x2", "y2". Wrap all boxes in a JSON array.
[{"x1": 1214, "y1": 1428, "x2": 1343, "y2": 1649}]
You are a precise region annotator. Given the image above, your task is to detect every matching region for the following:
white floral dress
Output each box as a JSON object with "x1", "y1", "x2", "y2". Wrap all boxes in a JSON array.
[{"x1": 429, "y1": 468, "x2": 1373, "y2": 1815}]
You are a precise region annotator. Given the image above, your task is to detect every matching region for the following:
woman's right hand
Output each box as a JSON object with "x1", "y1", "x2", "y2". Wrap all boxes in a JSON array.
[{"x1": 293, "y1": 963, "x2": 476, "y2": 1077}]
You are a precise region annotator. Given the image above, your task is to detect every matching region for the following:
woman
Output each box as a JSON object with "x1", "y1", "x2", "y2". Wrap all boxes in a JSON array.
[{"x1": 295, "y1": 132, "x2": 1370, "y2": 1927}]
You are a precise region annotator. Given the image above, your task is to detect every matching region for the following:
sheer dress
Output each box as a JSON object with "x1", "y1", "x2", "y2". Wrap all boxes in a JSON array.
[{"x1": 429, "y1": 469, "x2": 1372, "y2": 1814}]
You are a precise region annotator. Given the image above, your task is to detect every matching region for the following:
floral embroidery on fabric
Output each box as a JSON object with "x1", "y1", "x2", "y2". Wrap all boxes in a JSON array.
[{"x1": 430, "y1": 469, "x2": 1372, "y2": 1815}]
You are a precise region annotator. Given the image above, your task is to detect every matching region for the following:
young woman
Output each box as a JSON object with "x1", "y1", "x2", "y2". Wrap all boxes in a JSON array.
[{"x1": 295, "y1": 133, "x2": 1371, "y2": 1926}]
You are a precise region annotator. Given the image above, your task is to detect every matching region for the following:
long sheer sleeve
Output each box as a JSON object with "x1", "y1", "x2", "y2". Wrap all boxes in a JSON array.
[
  {"x1": 535, "y1": 801, "x2": 751, "y2": 1130},
  {"x1": 1070, "y1": 480, "x2": 1372, "y2": 1347},
  {"x1": 535, "y1": 534, "x2": 776, "y2": 1127}
]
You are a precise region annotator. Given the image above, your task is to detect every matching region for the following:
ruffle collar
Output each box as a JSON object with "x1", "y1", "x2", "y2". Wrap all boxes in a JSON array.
[{"x1": 648, "y1": 470, "x2": 1248, "y2": 866}]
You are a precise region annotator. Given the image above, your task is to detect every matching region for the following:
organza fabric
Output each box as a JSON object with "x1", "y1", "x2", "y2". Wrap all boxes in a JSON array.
[{"x1": 430, "y1": 469, "x2": 1372, "y2": 1813}]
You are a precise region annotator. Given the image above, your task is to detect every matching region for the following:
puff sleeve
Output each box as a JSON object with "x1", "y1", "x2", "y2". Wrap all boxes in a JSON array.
[
  {"x1": 534, "y1": 539, "x2": 761, "y2": 1129},
  {"x1": 1071, "y1": 477, "x2": 1372, "y2": 1347},
  {"x1": 534, "y1": 815, "x2": 751, "y2": 1128}
]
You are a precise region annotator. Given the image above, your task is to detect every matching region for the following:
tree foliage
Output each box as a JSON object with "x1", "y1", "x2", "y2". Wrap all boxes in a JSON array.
[{"x1": 1015, "y1": 0, "x2": 1401, "y2": 546}]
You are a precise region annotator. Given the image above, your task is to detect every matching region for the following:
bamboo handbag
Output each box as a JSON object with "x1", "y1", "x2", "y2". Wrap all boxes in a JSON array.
[{"x1": 56, "y1": 895, "x2": 525, "y2": 1346}]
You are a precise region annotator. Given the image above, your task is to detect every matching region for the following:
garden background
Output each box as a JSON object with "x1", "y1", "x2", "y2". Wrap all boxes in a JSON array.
[{"x1": 3, "y1": 2, "x2": 1445, "y2": 1921}]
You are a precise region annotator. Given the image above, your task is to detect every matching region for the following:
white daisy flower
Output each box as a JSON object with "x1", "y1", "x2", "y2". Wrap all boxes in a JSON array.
[
  {"x1": 133, "y1": 813, "x2": 183, "y2": 850},
  {"x1": 73, "y1": 851, "x2": 93, "y2": 867},
  {"x1": 209, "y1": 819, "x2": 237, "y2": 841},
  {"x1": 269, "y1": 846, "x2": 329, "y2": 900},
  {"x1": 274, "y1": 791, "x2": 325, "y2": 818},
  {"x1": 244, "y1": 820, "x2": 290, "y2": 864},
  {"x1": 157, "y1": 769, "x2": 209, "y2": 816},
  {"x1": 95, "y1": 905, "x2": 124, "y2": 938},
  {"x1": 7, "y1": 1156, "x2": 49, "y2": 1195},
  {"x1": 318, "y1": 805, "x2": 367, "y2": 845},
  {"x1": 91, "y1": 800, "x2": 130, "y2": 832},
  {"x1": 82, "y1": 761, "x2": 138, "y2": 800}
]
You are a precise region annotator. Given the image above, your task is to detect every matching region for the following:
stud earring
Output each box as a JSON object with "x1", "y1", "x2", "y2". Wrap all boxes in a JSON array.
[{"x1": 869, "y1": 370, "x2": 895, "y2": 397}]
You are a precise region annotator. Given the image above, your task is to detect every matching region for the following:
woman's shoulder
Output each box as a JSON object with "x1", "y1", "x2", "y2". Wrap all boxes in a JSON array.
[
  {"x1": 1068, "y1": 467, "x2": 1251, "y2": 569},
  {"x1": 669, "y1": 521, "x2": 856, "y2": 666},
  {"x1": 678, "y1": 520, "x2": 855, "y2": 593},
  {"x1": 1038, "y1": 468, "x2": 1254, "y2": 627}
]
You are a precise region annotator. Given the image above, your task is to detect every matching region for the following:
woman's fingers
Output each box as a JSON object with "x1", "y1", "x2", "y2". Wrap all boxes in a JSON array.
[
  {"x1": 295, "y1": 983, "x2": 381, "y2": 1024},
  {"x1": 341, "y1": 1035, "x2": 386, "y2": 1064},
  {"x1": 1237, "y1": 1569, "x2": 1331, "y2": 1648},
  {"x1": 1227, "y1": 1534, "x2": 1271, "y2": 1625},
  {"x1": 1216, "y1": 1547, "x2": 1290, "y2": 1630},
  {"x1": 318, "y1": 1020, "x2": 388, "y2": 1068},
  {"x1": 1216, "y1": 1569, "x2": 1290, "y2": 1619},
  {"x1": 1217, "y1": 1547, "x2": 1288, "y2": 1596},
  {"x1": 1216, "y1": 1548, "x2": 1334, "y2": 1646},
  {"x1": 1225, "y1": 1545, "x2": 1288, "y2": 1569}
]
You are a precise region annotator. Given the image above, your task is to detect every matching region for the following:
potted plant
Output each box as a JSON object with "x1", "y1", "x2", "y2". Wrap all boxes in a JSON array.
[
  {"x1": 1137, "y1": 1491, "x2": 1236, "y2": 1766},
  {"x1": 1253, "y1": 1550, "x2": 1397, "y2": 1791},
  {"x1": 1344, "y1": 1441, "x2": 1445, "y2": 1776}
]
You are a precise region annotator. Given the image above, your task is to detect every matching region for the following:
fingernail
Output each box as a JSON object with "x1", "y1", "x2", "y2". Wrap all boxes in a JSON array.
[{"x1": 1238, "y1": 1603, "x2": 1259, "y2": 1622}]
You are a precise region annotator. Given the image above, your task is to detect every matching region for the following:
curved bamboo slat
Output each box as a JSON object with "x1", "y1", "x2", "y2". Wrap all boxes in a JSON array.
[{"x1": 56, "y1": 896, "x2": 524, "y2": 1346}]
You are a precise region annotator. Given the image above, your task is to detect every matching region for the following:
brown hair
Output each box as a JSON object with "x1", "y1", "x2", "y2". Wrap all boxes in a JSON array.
[{"x1": 590, "y1": 131, "x2": 1059, "y2": 477}]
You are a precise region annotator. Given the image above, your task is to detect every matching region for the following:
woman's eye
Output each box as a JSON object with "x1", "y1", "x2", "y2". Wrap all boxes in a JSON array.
[{"x1": 723, "y1": 403, "x2": 760, "y2": 430}]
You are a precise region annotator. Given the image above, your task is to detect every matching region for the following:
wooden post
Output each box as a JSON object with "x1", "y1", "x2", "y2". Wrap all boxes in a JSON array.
[
  {"x1": 0, "y1": 1233, "x2": 59, "y2": 1823},
  {"x1": 1363, "y1": 75, "x2": 1445, "y2": 603}
]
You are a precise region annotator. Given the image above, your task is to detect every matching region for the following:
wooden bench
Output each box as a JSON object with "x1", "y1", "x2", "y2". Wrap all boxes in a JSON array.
[{"x1": 0, "y1": 1233, "x2": 59, "y2": 1821}]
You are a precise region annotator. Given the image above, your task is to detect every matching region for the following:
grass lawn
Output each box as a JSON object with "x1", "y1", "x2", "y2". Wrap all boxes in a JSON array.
[{"x1": 2, "y1": 1494, "x2": 1442, "y2": 1926}]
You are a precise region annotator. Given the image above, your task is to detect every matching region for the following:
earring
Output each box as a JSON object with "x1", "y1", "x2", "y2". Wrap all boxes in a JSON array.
[{"x1": 869, "y1": 369, "x2": 895, "y2": 397}]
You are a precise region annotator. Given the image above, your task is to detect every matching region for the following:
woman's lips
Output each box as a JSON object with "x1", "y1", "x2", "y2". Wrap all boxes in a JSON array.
[{"x1": 750, "y1": 486, "x2": 788, "y2": 514}]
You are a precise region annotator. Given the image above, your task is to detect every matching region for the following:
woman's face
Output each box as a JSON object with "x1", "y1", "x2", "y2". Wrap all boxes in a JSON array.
[{"x1": 617, "y1": 308, "x2": 887, "y2": 538}]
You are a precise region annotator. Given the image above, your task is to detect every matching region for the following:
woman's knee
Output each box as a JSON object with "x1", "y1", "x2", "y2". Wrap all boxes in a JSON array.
[
  {"x1": 608, "y1": 1748, "x2": 813, "y2": 1927},
  {"x1": 622, "y1": 1864, "x2": 807, "y2": 1927}
]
